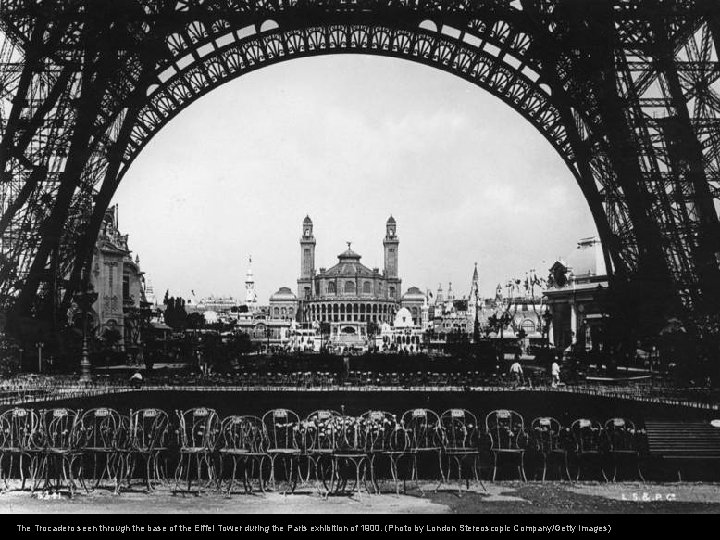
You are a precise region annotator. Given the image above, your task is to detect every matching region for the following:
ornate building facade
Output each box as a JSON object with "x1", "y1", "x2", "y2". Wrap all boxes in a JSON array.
[
  {"x1": 544, "y1": 237, "x2": 609, "y2": 351},
  {"x1": 89, "y1": 205, "x2": 147, "y2": 349},
  {"x1": 296, "y1": 216, "x2": 402, "y2": 327}
]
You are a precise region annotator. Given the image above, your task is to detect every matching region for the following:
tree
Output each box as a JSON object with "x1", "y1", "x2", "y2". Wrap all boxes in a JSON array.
[
  {"x1": 186, "y1": 312, "x2": 205, "y2": 330},
  {"x1": 0, "y1": 335, "x2": 21, "y2": 376},
  {"x1": 101, "y1": 327, "x2": 122, "y2": 350},
  {"x1": 164, "y1": 297, "x2": 188, "y2": 331}
]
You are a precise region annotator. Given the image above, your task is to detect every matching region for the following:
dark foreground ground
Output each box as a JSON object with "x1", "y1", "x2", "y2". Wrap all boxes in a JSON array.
[{"x1": 1, "y1": 481, "x2": 719, "y2": 514}]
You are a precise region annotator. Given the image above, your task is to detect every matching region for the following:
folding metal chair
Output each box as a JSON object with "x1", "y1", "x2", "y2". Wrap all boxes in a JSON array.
[
  {"x1": 486, "y1": 409, "x2": 528, "y2": 481},
  {"x1": 262, "y1": 408, "x2": 301, "y2": 493},
  {"x1": 529, "y1": 417, "x2": 571, "y2": 481},
  {"x1": 604, "y1": 418, "x2": 645, "y2": 481},
  {"x1": 34, "y1": 408, "x2": 82, "y2": 497},
  {"x1": 570, "y1": 418, "x2": 609, "y2": 481},
  {"x1": 0, "y1": 408, "x2": 41, "y2": 492},
  {"x1": 126, "y1": 408, "x2": 169, "y2": 491},
  {"x1": 439, "y1": 409, "x2": 485, "y2": 493},
  {"x1": 400, "y1": 408, "x2": 442, "y2": 494},
  {"x1": 302, "y1": 410, "x2": 340, "y2": 494},
  {"x1": 174, "y1": 407, "x2": 219, "y2": 492},
  {"x1": 218, "y1": 415, "x2": 268, "y2": 493},
  {"x1": 77, "y1": 407, "x2": 123, "y2": 492}
]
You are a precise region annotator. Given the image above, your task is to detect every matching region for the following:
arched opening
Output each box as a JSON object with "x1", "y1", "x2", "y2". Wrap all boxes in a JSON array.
[{"x1": 1, "y1": 0, "x2": 713, "y2": 360}]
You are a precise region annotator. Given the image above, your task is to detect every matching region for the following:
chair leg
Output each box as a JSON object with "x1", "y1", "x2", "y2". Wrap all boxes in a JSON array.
[
  {"x1": 228, "y1": 457, "x2": 237, "y2": 494},
  {"x1": 637, "y1": 455, "x2": 645, "y2": 483},
  {"x1": 174, "y1": 454, "x2": 183, "y2": 492},
  {"x1": 435, "y1": 453, "x2": 443, "y2": 493}
]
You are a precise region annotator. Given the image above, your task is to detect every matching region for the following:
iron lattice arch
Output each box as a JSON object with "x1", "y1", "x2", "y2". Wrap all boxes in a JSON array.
[{"x1": 1, "y1": 0, "x2": 719, "y2": 334}]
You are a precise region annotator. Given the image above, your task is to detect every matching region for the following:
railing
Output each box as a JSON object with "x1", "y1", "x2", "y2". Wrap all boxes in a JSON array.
[{"x1": 0, "y1": 379, "x2": 717, "y2": 410}]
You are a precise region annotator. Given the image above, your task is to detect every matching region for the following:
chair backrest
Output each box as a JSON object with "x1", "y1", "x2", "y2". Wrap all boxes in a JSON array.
[
  {"x1": 486, "y1": 409, "x2": 527, "y2": 450},
  {"x1": 401, "y1": 408, "x2": 442, "y2": 451},
  {"x1": 39, "y1": 408, "x2": 81, "y2": 451},
  {"x1": 130, "y1": 408, "x2": 169, "y2": 452},
  {"x1": 219, "y1": 415, "x2": 266, "y2": 453},
  {"x1": 530, "y1": 416, "x2": 566, "y2": 453},
  {"x1": 362, "y1": 410, "x2": 406, "y2": 453},
  {"x1": 603, "y1": 417, "x2": 638, "y2": 452},
  {"x1": 78, "y1": 407, "x2": 121, "y2": 450},
  {"x1": 332, "y1": 414, "x2": 367, "y2": 452},
  {"x1": 262, "y1": 408, "x2": 300, "y2": 451},
  {"x1": 175, "y1": 407, "x2": 219, "y2": 451},
  {"x1": 440, "y1": 409, "x2": 480, "y2": 451},
  {"x1": 571, "y1": 418, "x2": 606, "y2": 453},
  {"x1": 1, "y1": 408, "x2": 41, "y2": 450},
  {"x1": 302, "y1": 410, "x2": 340, "y2": 452}
]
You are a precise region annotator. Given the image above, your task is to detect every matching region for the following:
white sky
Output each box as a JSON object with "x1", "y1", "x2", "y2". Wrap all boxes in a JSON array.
[{"x1": 113, "y1": 55, "x2": 597, "y2": 303}]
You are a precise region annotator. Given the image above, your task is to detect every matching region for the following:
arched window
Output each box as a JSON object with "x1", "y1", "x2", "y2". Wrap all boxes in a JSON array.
[
  {"x1": 363, "y1": 281, "x2": 371, "y2": 294},
  {"x1": 328, "y1": 281, "x2": 336, "y2": 294},
  {"x1": 345, "y1": 281, "x2": 355, "y2": 294},
  {"x1": 273, "y1": 307, "x2": 279, "y2": 317},
  {"x1": 521, "y1": 319, "x2": 536, "y2": 334},
  {"x1": 389, "y1": 286, "x2": 395, "y2": 298}
]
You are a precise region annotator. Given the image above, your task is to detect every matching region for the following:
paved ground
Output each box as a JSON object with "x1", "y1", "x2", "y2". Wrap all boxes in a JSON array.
[{"x1": 1, "y1": 481, "x2": 719, "y2": 514}]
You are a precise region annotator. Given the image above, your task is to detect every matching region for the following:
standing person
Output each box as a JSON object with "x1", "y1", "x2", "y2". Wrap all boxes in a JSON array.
[
  {"x1": 510, "y1": 358, "x2": 524, "y2": 387},
  {"x1": 551, "y1": 360, "x2": 561, "y2": 388}
]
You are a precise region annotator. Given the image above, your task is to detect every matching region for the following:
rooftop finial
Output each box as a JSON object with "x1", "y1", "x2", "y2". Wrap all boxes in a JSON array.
[{"x1": 347, "y1": 241, "x2": 352, "y2": 250}]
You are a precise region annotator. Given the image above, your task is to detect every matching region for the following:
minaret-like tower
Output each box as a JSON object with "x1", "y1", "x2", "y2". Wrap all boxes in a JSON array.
[
  {"x1": 468, "y1": 262, "x2": 480, "y2": 334},
  {"x1": 298, "y1": 215, "x2": 316, "y2": 300},
  {"x1": 383, "y1": 216, "x2": 399, "y2": 278},
  {"x1": 383, "y1": 216, "x2": 401, "y2": 301},
  {"x1": 245, "y1": 255, "x2": 258, "y2": 310}
]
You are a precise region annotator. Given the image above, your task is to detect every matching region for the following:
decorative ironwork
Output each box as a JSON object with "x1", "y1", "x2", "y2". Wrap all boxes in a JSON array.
[{"x1": 1, "y1": 0, "x2": 719, "y2": 338}]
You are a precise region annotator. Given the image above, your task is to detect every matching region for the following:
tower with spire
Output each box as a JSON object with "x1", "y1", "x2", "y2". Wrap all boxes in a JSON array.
[
  {"x1": 298, "y1": 215, "x2": 316, "y2": 300},
  {"x1": 468, "y1": 262, "x2": 480, "y2": 334},
  {"x1": 245, "y1": 255, "x2": 258, "y2": 311},
  {"x1": 383, "y1": 215, "x2": 401, "y2": 300}
]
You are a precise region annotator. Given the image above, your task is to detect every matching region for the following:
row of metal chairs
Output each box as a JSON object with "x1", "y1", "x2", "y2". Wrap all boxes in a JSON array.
[{"x1": 0, "y1": 406, "x2": 645, "y2": 497}]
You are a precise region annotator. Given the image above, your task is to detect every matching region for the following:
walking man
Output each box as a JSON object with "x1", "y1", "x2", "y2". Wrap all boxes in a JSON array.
[
  {"x1": 510, "y1": 358, "x2": 524, "y2": 387},
  {"x1": 551, "y1": 360, "x2": 561, "y2": 388}
]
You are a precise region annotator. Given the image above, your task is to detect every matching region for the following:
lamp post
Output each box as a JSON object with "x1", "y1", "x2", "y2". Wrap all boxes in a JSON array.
[
  {"x1": 75, "y1": 280, "x2": 98, "y2": 384},
  {"x1": 36, "y1": 341, "x2": 44, "y2": 374}
]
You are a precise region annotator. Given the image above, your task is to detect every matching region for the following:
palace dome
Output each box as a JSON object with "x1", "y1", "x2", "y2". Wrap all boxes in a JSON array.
[
  {"x1": 402, "y1": 287, "x2": 425, "y2": 301},
  {"x1": 270, "y1": 287, "x2": 297, "y2": 301},
  {"x1": 323, "y1": 247, "x2": 375, "y2": 278}
]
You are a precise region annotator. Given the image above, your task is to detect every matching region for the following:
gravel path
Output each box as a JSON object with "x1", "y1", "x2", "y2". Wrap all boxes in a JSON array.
[{"x1": 1, "y1": 482, "x2": 719, "y2": 514}]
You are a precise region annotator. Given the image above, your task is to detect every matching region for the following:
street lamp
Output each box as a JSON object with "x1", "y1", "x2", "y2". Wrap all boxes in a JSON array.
[
  {"x1": 75, "y1": 280, "x2": 98, "y2": 384},
  {"x1": 36, "y1": 341, "x2": 44, "y2": 374}
]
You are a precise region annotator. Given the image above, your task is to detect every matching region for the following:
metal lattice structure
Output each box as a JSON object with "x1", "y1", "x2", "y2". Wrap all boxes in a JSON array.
[{"x1": 1, "y1": 0, "x2": 719, "y2": 336}]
